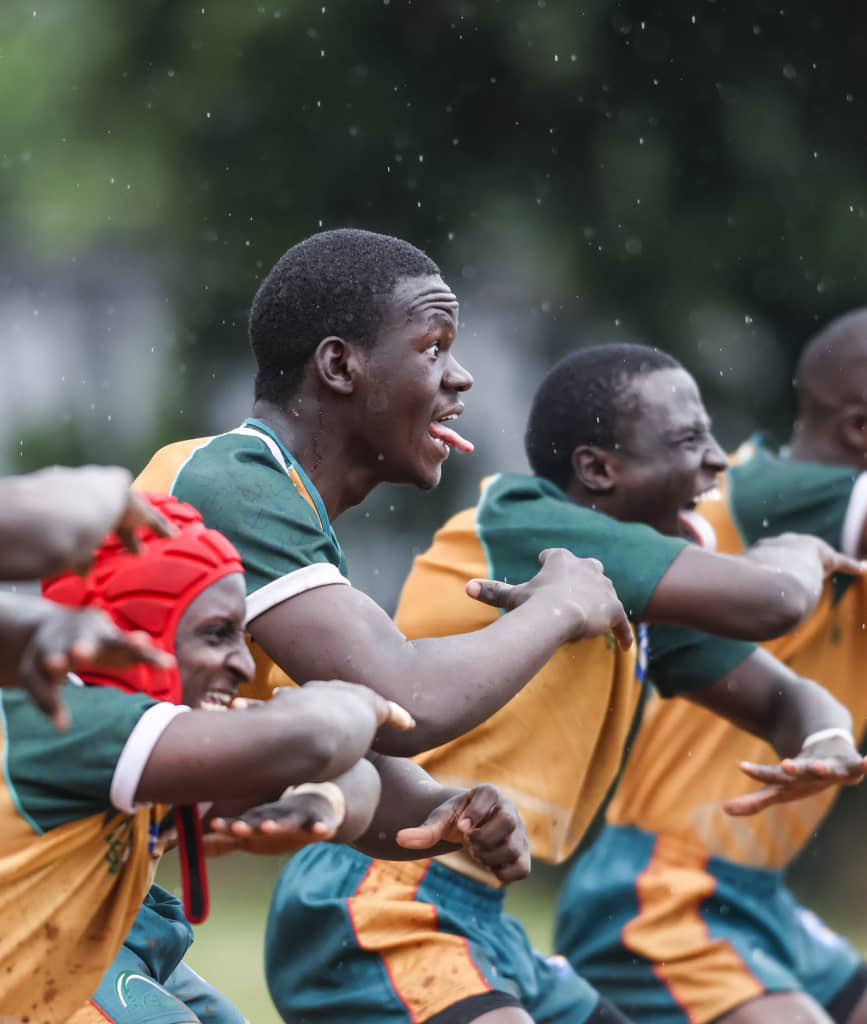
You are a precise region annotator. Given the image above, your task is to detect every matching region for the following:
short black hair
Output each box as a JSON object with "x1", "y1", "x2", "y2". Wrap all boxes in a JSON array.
[
  {"x1": 525, "y1": 343, "x2": 681, "y2": 489},
  {"x1": 249, "y1": 228, "x2": 440, "y2": 402}
]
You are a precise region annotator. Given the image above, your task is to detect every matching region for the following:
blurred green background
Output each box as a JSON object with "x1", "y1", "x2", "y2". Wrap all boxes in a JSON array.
[{"x1": 3, "y1": 1, "x2": 867, "y2": 1018}]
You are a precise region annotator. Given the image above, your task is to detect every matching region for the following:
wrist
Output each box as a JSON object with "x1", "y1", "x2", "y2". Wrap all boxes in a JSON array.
[
  {"x1": 280, "y1": 781, "x2": 346, "y2": 827},
  {"x1": 800, "y1": 727, "x2": 856, "y2": 751}
]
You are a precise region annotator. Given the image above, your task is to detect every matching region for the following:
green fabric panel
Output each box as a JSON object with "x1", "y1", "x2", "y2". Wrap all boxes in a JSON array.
[
  {"x1": 648, "y1": 625, "x2": 756, "y2": 696},
  {"x1": 730, "y1": 434, "x2": 856, "y2": 549},
  {"x1": 2, "y1": 684, "x2": 156, "y2": 832},
  {"x1": 477, "y1": 473, "x2": 688, "y2": 622},
  {"x1": 171, "y1": 424, "x2": 348, "y2": 595}
]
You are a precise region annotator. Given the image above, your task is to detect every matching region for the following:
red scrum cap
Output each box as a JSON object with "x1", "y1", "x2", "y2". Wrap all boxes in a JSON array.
[{"x1": 43, "y1": 493, "x2": 244, "y2": 705}]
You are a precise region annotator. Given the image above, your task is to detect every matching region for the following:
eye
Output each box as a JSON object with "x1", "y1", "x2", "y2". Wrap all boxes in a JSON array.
[{"x1": 425, "y1": 341, "x2": 442, "y2": 358}]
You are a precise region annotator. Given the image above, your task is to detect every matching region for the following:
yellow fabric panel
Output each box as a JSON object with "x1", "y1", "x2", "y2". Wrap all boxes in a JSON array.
[
  {"x1": 396, "y1": 505, "x2": 642, "y2": 865},
  {"x1": 622, "y1": 835, "x2": 765, "y2": 1024},
  {"x1": 346, "y1": 859, "x2": 491, "y2": 1022},
  {"x1": 608, "y1": 465, "x2": 867, "y2": 868},
  {"x1": 66, "y1": 1003, "x2": 111, "y2": 1024},
  {"x1": 0, "y1": 747, "x2": 155, "y2": 1023},
  {"x1": 134, "y1": 437, "x2": 214, "y2": 494}
]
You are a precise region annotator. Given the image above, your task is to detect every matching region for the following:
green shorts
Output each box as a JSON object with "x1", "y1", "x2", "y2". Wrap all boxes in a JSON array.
[
  {"x1": 79, "y1": 885, "x2": 247, "y2": 1024},
  {"x1": 556, "y1": 825, "x2": 865, "y2": 1024},
  {"x1": 266, "y1": 843, "x2": 611, "y2": 1024}
]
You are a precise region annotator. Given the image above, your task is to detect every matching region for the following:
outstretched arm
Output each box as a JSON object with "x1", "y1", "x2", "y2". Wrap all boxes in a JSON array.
[
  {"x1": 684, "y1": 648, "x2": 867, "y2": 815},
  {"x1": 250, "y1": 548, "x2": 631, "y2": 756},
  {"x1": 135, "y1": 682, "x2": 404, "y2": 805},
  {"x1": 0, "y1": 465, "x2": 174, "y2": 579},
  {"x1": 645, "y1": 534, "x2": 862, "y2": 640}
]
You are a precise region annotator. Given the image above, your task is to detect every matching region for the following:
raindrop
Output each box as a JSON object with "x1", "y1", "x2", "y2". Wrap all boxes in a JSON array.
[{"x1": 744, "y1": 315, "x2": 753, "y2": 324}]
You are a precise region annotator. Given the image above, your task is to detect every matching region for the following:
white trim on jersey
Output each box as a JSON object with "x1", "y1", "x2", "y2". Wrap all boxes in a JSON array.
[
  {"x1": 110, "y1": 703, "x2": 191, "y2": 814},
  {"x1": 245, "y1": 562, "x2": 350, "y2": 625},
  {"x1": 840, "y1": 472, "x2": 867, "y2": 557}
]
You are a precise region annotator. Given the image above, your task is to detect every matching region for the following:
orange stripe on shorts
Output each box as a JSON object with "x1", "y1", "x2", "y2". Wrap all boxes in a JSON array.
[
  {"x1": 347, "y1": 860, "x2": 492, "y2": 1023},
  {"x1": 622, "y1": 836, "x2": 764, "y2": 1024}
]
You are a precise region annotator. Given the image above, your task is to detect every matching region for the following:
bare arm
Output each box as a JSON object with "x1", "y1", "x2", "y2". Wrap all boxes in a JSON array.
[
  {"x1": 135, "y1": 683, "x2": 392, "y2": 805},
  {"x1": 685, "y1": 648, "x2": 867, "y2": 814},
  {"x1": 250, "y1": 548, "x2": 631, "y2": 756},
  {"x1": 645, "y1": 535, "x2": 862, "y2": 640},
  {"x1": 0, "y1": 466, "x2": 174, "y2": 579}
]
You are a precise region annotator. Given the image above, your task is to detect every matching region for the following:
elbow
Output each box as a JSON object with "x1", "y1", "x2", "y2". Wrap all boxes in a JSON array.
[{"x1": 759, "y1": 584, "x2": 810, "y2": 639}]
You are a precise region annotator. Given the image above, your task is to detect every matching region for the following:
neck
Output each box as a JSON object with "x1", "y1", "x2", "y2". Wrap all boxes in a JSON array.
[
  {"x1": 787, "y1": 421, "x2": 863, "y2": 469},
  {"x1": 564, "y1": 478, "x2": 616, "y2": 517},
  {"x1": 251, "y1": 398, "x2": 381, "y2": 519}
]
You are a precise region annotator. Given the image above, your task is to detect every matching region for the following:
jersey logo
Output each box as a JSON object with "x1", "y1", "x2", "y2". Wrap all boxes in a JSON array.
[
  {"x1": 115, "y1": 970, "x2": 177, "y2": 1010},
  {"x1": 104, "y1": 817, "x2": 134, "y2": 875},
  {"x1": 635, "y1": 624, "x2": 649, "y2": 683}
]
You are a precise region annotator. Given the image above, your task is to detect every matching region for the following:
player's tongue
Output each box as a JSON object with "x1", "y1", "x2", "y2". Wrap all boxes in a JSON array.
[{"x1": 428, "y1": 420, "x2": 474, "y2": 453}]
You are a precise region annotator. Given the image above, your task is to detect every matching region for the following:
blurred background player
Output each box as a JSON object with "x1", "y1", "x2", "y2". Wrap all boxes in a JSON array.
[
  {"x1": 264, "y1": 343, "x2": 866, "y2": 1024},
  {"x1": 0, "y1": 464, "x2": 177, "y2": 725},
  {"x1": 559, "y1": 314, "x2": 867, "y2": 1024}
]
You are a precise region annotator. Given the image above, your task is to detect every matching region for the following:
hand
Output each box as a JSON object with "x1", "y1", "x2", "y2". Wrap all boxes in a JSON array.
[
  {"x1": 396, "y1": 783, "x2": 531, "y2": 883},
  {"x1": 301, "y1": 680, "x2": 415, "y2": 731},
  {"x1": 19, "y1": 605, "x2": 175, "y2": 730},
  {"x1": 111, "y1": 491, "x2": 178, "y2": 556},
  {"x1": 724, "y1": 736, "x2": 867, "y2": 816},
  {"x1": 466, "y1": 547, "x2": 632, "y2": 650},
  {"x1": 748, "y1": 533, "x2": 864, "y2": 582},
  {"x1": 209, "y1": 788, "x2": 341, "y2": 854}
]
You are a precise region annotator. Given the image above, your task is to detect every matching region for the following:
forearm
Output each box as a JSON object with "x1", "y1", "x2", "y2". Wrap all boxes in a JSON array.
[
  {"x1": 758, "y1": 677, "x2": 853, "y2": 759},
  {"x1": 368, "y1": 604, "x2": 575, "y2": 755},
  {"x1": 742, "y1": 544, "x2": 822, "y2": 627},
  {"x1": 352, "y1": 753, "x2": 462, "y2": 860},
  {"x1": 329, "y1": 758, "x2": 382, "y2": 842},
  {"x1": 136, "y1": 694, "x2": 381, "y2": 804},
  {"x1": 688, "y1": 650, "x2": 854, "y2": 759}
]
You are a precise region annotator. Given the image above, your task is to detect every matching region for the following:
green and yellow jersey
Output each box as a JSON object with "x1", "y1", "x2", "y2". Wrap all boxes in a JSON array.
[
  {"x1": 0, "y1": 682, "x2": 184, "y2": 1023},
  {"x1": 607, "y1": 435, "x2": 867, "y2": 868},
  {"x1": 136, "y1": 418, "x2": 349, "y2": 699},
  {"x1": 395, "y1": 473, "x2": 755, "y2": 868}
]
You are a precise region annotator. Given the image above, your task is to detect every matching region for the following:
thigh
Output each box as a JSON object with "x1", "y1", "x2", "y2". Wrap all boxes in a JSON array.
[
  {"x1": 71, "y1": 944, "x2": 201, "y2": 1024},
  {"x1": 163, "y1": 960, "x2": 248, "y2": 1024},
  {"x1": 714, "y1": 991, "x2": 834, "y2": 1024}
]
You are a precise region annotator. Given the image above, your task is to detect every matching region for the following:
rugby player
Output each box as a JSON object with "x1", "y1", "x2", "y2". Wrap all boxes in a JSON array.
[
  {"x1": 0, "y1": 464, "x2": 176, "y2": 725},
  {"x1": 6, "y1": 494, "x2": 531, "y2": 1022},
  {"x1": 559, "y1": 314, "x2": 867, "y2": 1024},
  {"x1": 136, "y1": 228, "x2": 633, "y2": 749},
  {"x1": 266, "y1": 344, "x2": 867, "y2": 1024}
]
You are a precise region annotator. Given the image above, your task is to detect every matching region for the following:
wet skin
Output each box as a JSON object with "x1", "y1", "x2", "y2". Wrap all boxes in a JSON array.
[
  {"x1": 173, "y1": 573, "x2": 255, "y2": 708},
  {"x1": 351, "y1": 273, "x2": 474, "y2": 490},
  {"x1": 600, "y1": 366, "x2": 727, "y2": 537}
]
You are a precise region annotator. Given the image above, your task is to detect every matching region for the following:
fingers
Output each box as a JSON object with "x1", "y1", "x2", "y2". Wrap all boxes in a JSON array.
[
  {"x1": 396, "y1": 810, "x2": 449, "y2": 850},
  {"x1": 466, "y1": 578, "x2": 514, "y2": 609},
  {"x1": 384, "y1": 700, "x2": 415, "y2": 732},
  {"x1": 825, "y1": 551, "x2": 866, "y2": 577},
  {"x1": 26, "y1": 674, "x2": 71, "y2": 731},
  {"x1": 723, "y1": 786, "x2": 782, "y2": 816},
  {"x1": 610, "y1": 609, "x2": 634, "y2": 651}
]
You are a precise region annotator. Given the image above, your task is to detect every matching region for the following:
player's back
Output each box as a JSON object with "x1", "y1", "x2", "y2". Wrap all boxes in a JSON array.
[{"x1": 607, "y1": 435, "x2": 867, "y2": 868}]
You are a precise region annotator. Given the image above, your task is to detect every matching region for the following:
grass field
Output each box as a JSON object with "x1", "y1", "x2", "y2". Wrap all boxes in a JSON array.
[{"x1": 159, "y1": 848, "x2": 867, "y2": 1022}]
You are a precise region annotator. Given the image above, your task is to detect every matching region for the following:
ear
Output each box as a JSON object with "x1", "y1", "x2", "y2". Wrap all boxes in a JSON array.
[
  {"x1": 571, "y1": 445, "x2": 618, "y2": 494},
  {"x1": 312, "y1": 337, "x2": 365, "y2": 397},
  {"x1": 838, "y1": 402, "x2": 867, "y2": 456}
]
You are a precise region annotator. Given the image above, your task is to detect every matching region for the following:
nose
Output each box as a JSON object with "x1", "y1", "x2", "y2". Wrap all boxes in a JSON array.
[
  {"x1": 228, "y1": 641, "x2": 256, "y2": 686},
  {"x1": 704, "y1": 434, "x2": 728, "y2": 471},
  {"x1": 444, "y1": 354, "x2": 473, "y2": 393}
]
